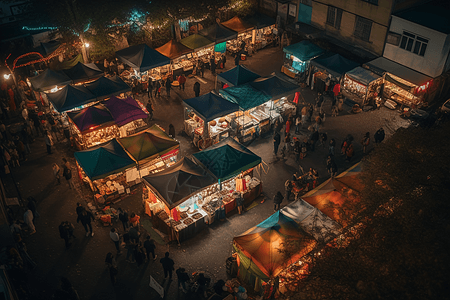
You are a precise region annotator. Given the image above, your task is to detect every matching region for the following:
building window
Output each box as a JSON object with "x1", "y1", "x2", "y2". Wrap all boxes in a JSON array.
[
  {"x1": 326, "y1": 6, "x2": 342, "y2": 29},
  {"x1": 354, "y1": 16, "x2": 372, "y2": 42},
  {"x1": 386, "y1": 32, "x2": 401, "y2": 46},
  {"x1": 399, "y1": 31, "x2": 428, "y2": 56},
  {"x1": 361, "y1": 0, "x2": 378, "y2": 5}
]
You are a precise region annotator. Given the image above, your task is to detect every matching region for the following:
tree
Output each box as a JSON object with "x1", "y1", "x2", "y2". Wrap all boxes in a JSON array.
[{"x1": 280, "y1": 122, "x2": 450, "y2": 299}]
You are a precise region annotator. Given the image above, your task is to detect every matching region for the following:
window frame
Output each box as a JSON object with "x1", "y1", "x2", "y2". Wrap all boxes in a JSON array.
[
  {"x1": 399, "y1": 31, "x2": 429, "y2": 57},
  {"x1": 353, "y1": 16, "x2": 372, "y2": 42},
  {"x1": 326, "y1": 6, "x2": 342, "y2": 29}
]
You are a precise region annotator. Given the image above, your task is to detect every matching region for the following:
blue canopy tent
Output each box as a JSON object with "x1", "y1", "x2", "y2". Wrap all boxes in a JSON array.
[
  {"x1": 219, "y1": 84, "x2": 271, "y2": 111},
  {"x1": 115, "y1": 44, "x2": 170, "y2": 73},
  {"x1": 84, "y1": 76, "x2": 131, "y2": 101},
  {"x1": 193, "y1": 137, "x2": 261, "y2": 181},
  {"x1": 74, "y1": 139, "x2": 136, "y2": 180},
  {"x1": 283, "y1": 41, "x2": 324, "y2": 74},
  {"x1": 199, "y1": 23, "x2": 238, "y2": 44},
  {"x1": 183, "y1": 92, "x2": 239, "y2": 122},
  {"x1": 46, "y1": 84, "x2": 96, "y2": 113},
  {"x1": 216, "y1": 65, "x2": 260, "y2": 88},
  {"x1": 345, "y1": 66, "x2": 381, "y2": 86},
  {"x1": 249, "y1": 75, "x2": 300, "y2": 100},
  {"x1": 28, "y1": 68, "x2": 72, "y2": 92},
  {"x1": 310, "y1": 52, "x2": 360, "y2": 80},
  {"x1": 63, "y1": 62, "x2": 104, "y2": 84}
]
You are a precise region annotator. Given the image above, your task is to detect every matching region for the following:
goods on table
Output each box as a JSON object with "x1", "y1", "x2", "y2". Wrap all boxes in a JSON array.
[
  {"x1": 180, "y1": 211, "x2": 188, "y2": 219},
  {"x1": 184, "y1": 218, "x2": 194, "y2": 225},
  {"x1": 158, "y1": 211, "x2": 169, "y2": 221},
  {"x1": 192, "y1": 213, "x2": 203, "y2": 220}
]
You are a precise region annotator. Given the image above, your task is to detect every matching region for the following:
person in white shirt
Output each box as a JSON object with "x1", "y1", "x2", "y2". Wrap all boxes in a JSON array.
[
  {"x1": 24, "y1": 209, "x2": 35, "y2": 235},
  {"x1": 110, "y1": 228, "x2": 121, "y2": 253}
]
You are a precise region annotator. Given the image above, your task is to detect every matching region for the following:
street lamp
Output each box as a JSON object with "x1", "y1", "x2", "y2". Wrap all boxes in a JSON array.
[
  {"x1": 85, "y1": 43, "x2": 90, "y2": 48},
  {"x1": 84, "y1": 42, "x2": 90, "y2": 62},
  {"x1": 3, "y1": 74, "x2": 11, "y2": 80}
]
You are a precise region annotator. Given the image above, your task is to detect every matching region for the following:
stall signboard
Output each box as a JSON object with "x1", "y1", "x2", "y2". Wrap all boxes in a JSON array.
[{"x1": 215, "y1": 42, "x2": 227, "y2": 53}]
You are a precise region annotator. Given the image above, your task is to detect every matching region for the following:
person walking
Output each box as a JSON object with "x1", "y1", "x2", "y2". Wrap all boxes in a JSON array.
[
  {"x1": 295, "y1": 115, "x2": 301, "y2": 134},
  {"x1": 23, "y1": 208, "x2": 35, "y2": 235},
  {"x1": 177, "y1": 74, "x2": 186, "y2": 91},
  {"x1": 63, "y1": 163, "x2": 75, "y2": 189},
  {"x1": 53, "y1": 163, "x2": 61, "y2": 184},
  {"x1": 316, "y1": 92, "x2": 324, "y2": 111},
  {"x1": 210, "y1": 57, "x2": 216, "y2": 75},
  {"x1": 76, "y1": 202, "x2": 85, "y2": 219},
  {"x1": 285, "y1": 179, "x2": 293, "y2": 201},
  {"x1": 222, "y1": 54, "x2": 227, "y2": 68},
  {"x1": 143, "y1": 235, "x2": 157, "y2": 261},
  {"x1": 124, "y1": 233, "x2": 136, "y2": 263},
  {"x1": 135, "y1": 242, "x2": 146, "y2": 266},
  {"x1": 307, "y1": 104, "x2": 314, "y2": 123},
  {"x1": 105, "y1": 252, "x2": 118, "y2": 285},
  {"x1": 110, "y1": 228, "x2": 121, "y2": 254},
  {"x1": 27, "y1": 197, "x2": 39, "y2": 220},
  {"x1": 147, "y1": 79, "x2": 153, "y2": 98},
  {"x1": 129, "y1": 212, "x2": 140, "y2": 228},
  {"x1": 118, "y1": 208, "x2": 129, "y2": 231},
  {"x1": 326, "y1": 156, "x2": 338, "y2": 178},
  {"x1": 285, "y1": 118, "x2": 291, "y2": 135},
  {"x1": 198, "y1": 60, "x2": 205, "y2": 78},
  {"x1": 236, "y1": 193, "x2": 244, "y2": 215},
  {"x1": 345, "y1": 142, "x2": 354, "y2": 162},
  {"x1": 374, "y1": 127, "x2": 385, "y2": 144},
  {"x1": 160, "y1": 252, "x2": 175, "y2": 280},
  {"x1": 329, "y1": 138, "x2": 336, "y2": 156},
  {"x1": 234, "y1": 53, "x2": 240, "y2": 66},
  {"x1": 128, "y1": 226, "x2": 140, "y2": 244},
  {"x1": 44, "y1": 130, "x2": 54, "y2": 154},
  {"x1": 169, "y1": 124, "x2": 175, "y2": 138},
  {"x1": 77, "y1": 208, "x2": 94, "y2": 237},
  {"x1": 146, "y1": 101, "x2": 153, "y2": 123},
  {"x1": 59, "y1": 221, "x2": 75, "y2": 248},
  {"x1": 273, "y1": 131, "x2": 281, "y2": 156},
  {"x1": 193, "y1": 81, "x2": 201, "y2": 97},
  {"x1": 176, "y1": 267, "x2": 190, "y2": 293},
  {"x1": 273, "y1": 191, "x2": 283, "y2": 212},
  {"x1": 154, "y1": 80, "x2": 161, "y2": 97},
  {"x1": 361, "y1": 132, "x2": 370, "y2": 154},
  {"x1": 165, "y1": 77, "x2": 172, "y2": 97},
  {"x1": 301, "y1": 105, "x2": 308, "y2": 128},
  {"x1": 309, "y1": 129, "x2": 319, "y2": 152}
]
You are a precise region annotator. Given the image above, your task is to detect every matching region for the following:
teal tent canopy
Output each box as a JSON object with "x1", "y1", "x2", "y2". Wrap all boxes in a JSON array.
[
  {"x1": 249, "y1": 75, "x2": 300, "y2": 100},
  {"x1": 180, "y1": 34, "x2": 214, "y2": 51},
  {"x1": 193, "y1": 137, "x2": 261, "y2": 181},
  {"x1": 116, "y1": 44, "x2": 170, "y2": 72},
  {"x1": 310, "y1": 52, "x2": 359, "y2": 79},
  {"x1": 74, "y1": 139, "x2": 136, "y2": 180},
  {"x1": 219, "y1": 84, "x2": 271, "y2": 111},
  {"x1": 345, "y1": 67, "x2": 380, "y2": 86},
  {"x1": 183, "y1": 92, "x2": 239, "y2": 122},
  {"x1": 199, "y1": 23, "x2": 238, "y2": 44},
  {"x1": 28, "y1": 68, "x2": 72, "y2": 92},
  {"x1": 217, "y1": 65, "x2": 261, "y2": 87},
  {"x1": 46, "y1": 84, "x2": 96, "y2": 113},
  {"x1": 84, "y1": 76, "x2": 131, "y2": 100},
  {"x1": 283, "y1": 40, "x2": 324, "y2": 61},
  {"x1": 63, "y1": 62, "x2": 104, "y2": 84}
]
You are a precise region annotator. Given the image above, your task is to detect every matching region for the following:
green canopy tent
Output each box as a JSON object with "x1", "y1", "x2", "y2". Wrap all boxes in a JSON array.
[
  {"x1": 219, "y1": 83, "x2": 271, "y2": 111},
  {"x1": 192, "y1": 137, "x2": 261, "y2": 181},
  {"x1": 283, "y1": 41, "x2": 324, "y2": 74},
  {"x1": 118, "y1": 124, "x2": 179, "y2": 167},
  {"x1": 74, "y1": 139, "x2": 136, "y2": 180},
  {"x1": 180, "y1": 34, "x2": 214, "y2": 51}
]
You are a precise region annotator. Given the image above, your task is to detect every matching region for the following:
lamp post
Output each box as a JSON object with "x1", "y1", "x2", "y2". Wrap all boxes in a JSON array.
[{"x1": 84, "y1": 42, "x2": 90, "y2": 63}]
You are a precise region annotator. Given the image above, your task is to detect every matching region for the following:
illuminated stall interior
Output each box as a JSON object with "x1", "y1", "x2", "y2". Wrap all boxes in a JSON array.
[
  {"x1": 282, "y1": 41, "x2": 324, "y2": 79},
  {"x1": 179, "y1": 34, "x2": 216, "y2": 72},
  {"x1": 342, "y1": 67, "x2": 382, "y2": 105},
  {"x1": 221, "y1": 16, "x2": 255, "y2": 57},
  {"x1": 155, "y1": 40, "x2": 193, "y2": 77}
]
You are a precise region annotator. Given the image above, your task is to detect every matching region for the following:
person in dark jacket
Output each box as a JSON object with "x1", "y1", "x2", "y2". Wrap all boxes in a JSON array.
[
  {"x1": 146, "y1": 101, "x2": 153, "y2": 123},
  {"x1": 193, "y1": 82, "x2": 201, "y2": 97},
  {"x1": 27, "y1": 197, "x2": 39, "y2": 220},
  {"x1": 309, "y1": 129, "x2": 319, "y2": 151},
  {"x1": 77, "y1": 209, "x2": 94, "y2": 237},
  {"x1": 165, "y1": 78, "x2": 172, "y2": 97},
  {"x1": 59, "y1": 221, "x2": 75, "y2": 248},
  {"x1": 169, "y1": 124, "x2": 175, "y2": 138},
  {"x1": 273, "y1": 191, "x2": 283, "y2": 212},
  {"x1": 143, "y1": 235, "x2": 157, "y2": 260},
  {"x1": 147, "y1": 79, "x2": 153, "y2": 98},
  {"x1": 326, "y1": 155, "x2": 338, "y2": 178},
  {"x1": 176, "y1": 267, "x2": 190, "y2": 292},
  {"x1": 160, "y1": 252, "x2": 175, "y2": 280},
  {"x1": 118, "y1": 208, "x2": 129, "y2": 231},
  {"x1": 374, "y1": 127, "x2": 385, "y2": 144},
  {"x1": 154, "y1": 80, "x2": 161, "y2": 97},
  {"x1": 234, "y1": 53, "x2": 240, "y2": 66},
  {"x1": 222, "y1": 54, "x2": 227, "y2": 68},
  {"x1": 273, "y1": 131, "x2": 281, "y2": 156}
]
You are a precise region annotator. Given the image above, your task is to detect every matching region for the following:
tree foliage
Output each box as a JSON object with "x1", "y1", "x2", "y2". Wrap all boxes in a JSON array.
[{"x1": 281, "y1": 122, "x2": 450, "y2": 300}]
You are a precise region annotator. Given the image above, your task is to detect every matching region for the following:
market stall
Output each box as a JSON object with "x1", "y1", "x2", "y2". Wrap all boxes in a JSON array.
[
  {"x1": 216, "y1": 65, "x2": 261, "y2": 90},
  {"x1": 116, "y1": 44, "x2": 171, "y2": 86},
  {"x1": 62, "y1": 61, "x2": 104, "y2": 85},
  {"x1": 179, "y1": 34, "x2": 216, "y2": 72},
  {"x1": 84, "y1": 76, "x2": 131, "y2": 101},
  {"x1": 282, "y1": 41, "x2": 324, "y2": 79},
  {"x1": 74, "y1": 139, "x2": 137, "y2": 204},
  {"x1": 199, "y1": 22, "x2": 238, "y2": 55},
  {"x1": 364, "y1": 57, "x2": 433, "y2": 108},
  {"x1": 28, "y1": 68, "x2": 73, "y2": 92},
  {"x1": 342, "y1": 66, "x2": 382, "y2": 105},
  {"x1": 193, "y1": 137, "x2": 262, "y2": 215},
  {"x1": 155, "y1": 40, "x2": 193, "y2": 78},
  {"x1": 66, "y1": 104, "x2": 119, "y2": 150},
  {"x1": 221, "y1": 16, "x2": 255, "y2": 57},
  {"x1": 219, "y1": 84, "x2": 272, "y2": 142},
  {"x1": 103, "y1": 95, "x2": 148, "y2": 136},
  {"x1": 309, "y1": 52, "x2": 359, "y2": 93},
  {"x1": 142, "y1": 157, "x2": 217, "y2": 243},
  {"x1": 46, "y1": 84, "x2": 97, "y2": 113},
  {"x1": 117, "y1": 124, "x2": 180, "y2": 177},
  {"x1": 245, "y1": 13, "x2": 277, "y2": 51},
  {"x1": 183, "y1": 92, "x2": 239, "y2": 149}
]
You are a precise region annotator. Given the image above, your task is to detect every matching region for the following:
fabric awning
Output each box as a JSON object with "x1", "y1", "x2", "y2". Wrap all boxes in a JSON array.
[
  {"x1": 74, "y1": 139, "x2": 136, "y2": 180},
  {"x1": 63, "y1": 62, "x2": 104, "y2": 84},
  {"x1": 248, "y1": 75, "x2": 300, "y2": 99},
  {"x1": 84, "y1": 76, "x2": 131, "y2": 100},
  {"x1": 46, "y1": 84, "x2": 97, "y2": 113},
  {"x1": 193, "y1": 137, "x2": 261, "y2": 181},
  {"x1": 310, "y1": 52, "x2": 359, "y2": 79},
  {"x1": 364, "y1": 57, "x2": 432, "y2": 86},
  {"x1": 66, "y1": 104, "x2": 114, "y2": 133},
  {"x1": 142, "y1": 157, "x2": 217, "y2": 210},
  {"x1": 283, "y1": 40, "x2": 324, "y2": 62},
  {"x1": 116, "y1": 44, "x2": 170, "y2": 72},
  {"x1": 217, "y1": 65, "x2": 260, "y2": 87},
  {"x1": 155, "y1": 40, "x2": 192, "y2": 60},
  {"x1": 103, "y1": 95, "x2": 148, "y2": 126},
  {"x1": 118, "y1": 125, "x2": 179, "y2": 164},
  {"x1": 345, "y1": 66, "x2": 381, "y2": 86},
  {"x1": 219, "y1": 83, "x2": 271, "y2": 111},
  {"x1": 180, "y1": 34, "x2": 214, "y2": 51},
  {"x1": 183, "y1": 92, "x2": 239, "y2": 122},
  {"x1": 199, "y1": 23, "x2": 238, "y2": 44},
  {"x1": 28, "y1": 68, "x2": 72, "y2": 92},
  {"x1": 221, "y1": 16, "x2": 254, "y2": 33}
]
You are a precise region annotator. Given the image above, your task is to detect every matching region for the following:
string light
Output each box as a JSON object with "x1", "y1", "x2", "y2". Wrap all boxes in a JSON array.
[{"x1": 22, "y1": 26, "x2": 58, "y2": 31}]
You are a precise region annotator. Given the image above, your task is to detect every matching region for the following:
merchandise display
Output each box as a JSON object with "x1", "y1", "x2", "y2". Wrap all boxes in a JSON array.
[
  {"x1": 70, "y1": 123, "x2": 120, "y2": 150},
  {"x1": 383, "y1": 80, "x2": 420, "y2": 107}
]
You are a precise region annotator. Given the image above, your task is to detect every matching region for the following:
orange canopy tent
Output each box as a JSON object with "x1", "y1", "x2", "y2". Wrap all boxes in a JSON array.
[
  {"x1": 221, "y1": 16, "x2": 254, "y2": 33},
  {"x1": 155, "y1": 40, "x2": 192, "y2": 60}
]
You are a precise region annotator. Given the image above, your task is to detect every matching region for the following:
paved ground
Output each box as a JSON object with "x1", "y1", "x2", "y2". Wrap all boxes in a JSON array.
[{"x1": 1, "y1": 44, "x2": 410, "y2": 300}]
